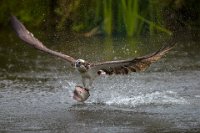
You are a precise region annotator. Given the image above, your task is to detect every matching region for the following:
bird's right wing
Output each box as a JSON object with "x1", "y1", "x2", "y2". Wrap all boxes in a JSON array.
[
  {"x1": 11, "y1": 16, "x2": 77, "y2": 67},
  {"x1": 90, "y1": 37, "x2": 176, "y2": 75}
]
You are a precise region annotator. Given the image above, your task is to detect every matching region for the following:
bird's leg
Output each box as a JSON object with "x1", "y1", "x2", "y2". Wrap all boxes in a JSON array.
[
  {"x1": 88, "y1": 78, "x2": 94, "y2": 89},
  {"x1": 81, "y1": 76, "x2": 94, "y2": 90},
  {"x1": 82, "y1": 77, "x2": 87, "y2": 88}
]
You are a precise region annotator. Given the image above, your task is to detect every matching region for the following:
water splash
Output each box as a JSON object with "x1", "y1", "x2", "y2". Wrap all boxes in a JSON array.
[{"x1": 105, "y1": 91, "x2": 188, "y2": 107}]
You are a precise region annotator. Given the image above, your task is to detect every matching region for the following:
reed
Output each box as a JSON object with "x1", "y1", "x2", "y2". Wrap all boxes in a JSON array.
[
  {"x1": 99, "y1": 0, "x2": 171, "y2": 36},
  {"x1": 121, "y1": 0, "x2": 139, "y2": 36},
  {"x1": 137, "y1": 15, "x2": 172, "y2": 35},
  {"x1": 103, "y1": 0, "x2": 112, "y2": 35},
  {"x1": 2, "y1": 0, "x2": 176, "y2": 36}
]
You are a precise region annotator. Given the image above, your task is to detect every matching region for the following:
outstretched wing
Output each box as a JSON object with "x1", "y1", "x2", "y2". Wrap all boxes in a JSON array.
[
  {"x1": 11, "y1": 16, "x2": 76, "y2": 67},
  {"x1": 90, "y1": 38, "x2": 176, "y2": 75}
]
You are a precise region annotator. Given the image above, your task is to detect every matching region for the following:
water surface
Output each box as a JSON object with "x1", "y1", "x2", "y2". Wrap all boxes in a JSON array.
[{"x1": 0, "y1": 32, "x2": 200, "y2": 132}]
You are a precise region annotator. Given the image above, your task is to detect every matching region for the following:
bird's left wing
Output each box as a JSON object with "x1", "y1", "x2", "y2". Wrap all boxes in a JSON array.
[
  {"x1": 90, "y1": 38, "x2": 176, "y2": 75},
  {"x1": 11, "y1": 16, "x2": 77, "y2": 67}
]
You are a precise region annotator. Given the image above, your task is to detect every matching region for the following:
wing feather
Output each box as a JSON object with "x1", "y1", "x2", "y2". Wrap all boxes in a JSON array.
[
  {"x1": 91, "y1": 38, "x2": 176, "y2": 75},
  {"x1": 11, "y1": 16, "x2": 76, "y2": 66}
]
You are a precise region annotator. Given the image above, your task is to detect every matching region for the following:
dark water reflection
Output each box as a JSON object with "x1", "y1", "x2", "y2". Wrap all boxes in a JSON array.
[{"x1": 0, "y1": 31, "x2": 200, "y2": 132}]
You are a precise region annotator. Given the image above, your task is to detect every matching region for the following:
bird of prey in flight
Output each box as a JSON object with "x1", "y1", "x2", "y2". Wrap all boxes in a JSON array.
[{"x1": 11, "y1": 16, "x2": 176, "y2": 102}]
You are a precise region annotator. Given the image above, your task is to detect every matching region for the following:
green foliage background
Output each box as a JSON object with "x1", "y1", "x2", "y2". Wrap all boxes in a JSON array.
[{"x1": 0, "y1": 0, "x2": 199, "y2": 37}]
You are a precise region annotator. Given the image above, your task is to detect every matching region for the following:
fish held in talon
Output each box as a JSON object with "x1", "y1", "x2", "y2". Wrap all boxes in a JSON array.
[{"x1": 73, "y1": 86, "x2": 90, "y2": 102}]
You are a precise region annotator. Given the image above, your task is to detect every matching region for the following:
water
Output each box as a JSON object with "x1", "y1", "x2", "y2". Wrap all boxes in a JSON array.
[{"x1": 0, "y1": 32, "x2": 200, "y2": 132}]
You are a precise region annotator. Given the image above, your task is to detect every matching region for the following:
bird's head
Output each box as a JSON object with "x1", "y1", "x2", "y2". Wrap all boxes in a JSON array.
[
  {"x1": 75, "y1": 59, "x2": 86, "y2": 68},
  {"x1": 75, "y1": 59, "x2": 90, "y2": 72}
]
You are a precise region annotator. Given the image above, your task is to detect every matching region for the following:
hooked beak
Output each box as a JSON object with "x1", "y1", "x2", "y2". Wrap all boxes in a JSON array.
[{"x1": 74, "y1": 63, "x2": 79, "y2": 68}]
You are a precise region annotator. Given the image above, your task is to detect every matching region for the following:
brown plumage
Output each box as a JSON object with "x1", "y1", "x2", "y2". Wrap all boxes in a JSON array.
[
  {"x1": 91, "y1": 39, "x2": 176, "y2": 76},
  {"x1": 11, "y1": 15, "x2": 176, "y2": 91},
  {"x1": 11, "y1": 16, "x2": 76, "y2": 66}
]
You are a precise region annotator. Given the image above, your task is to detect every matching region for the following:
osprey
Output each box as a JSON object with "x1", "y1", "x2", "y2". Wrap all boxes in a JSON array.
[{"x1": 11, "y1": 16, "x2": 176, "y2": 102}]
